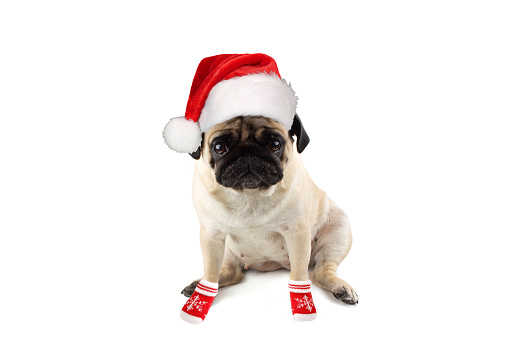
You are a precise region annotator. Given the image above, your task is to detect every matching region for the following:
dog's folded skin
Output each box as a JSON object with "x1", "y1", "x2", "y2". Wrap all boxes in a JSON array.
[{"x1": 180, "y1": 116, "x2": 358, "y2": 323}]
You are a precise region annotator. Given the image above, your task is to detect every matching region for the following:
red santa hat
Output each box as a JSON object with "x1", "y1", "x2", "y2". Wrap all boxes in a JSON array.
[{"x1": 163, "y1": 53, "x2": 298, "y2": 154}]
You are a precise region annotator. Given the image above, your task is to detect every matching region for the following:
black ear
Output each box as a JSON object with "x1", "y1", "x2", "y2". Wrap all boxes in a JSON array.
[
  {"x1": 189, "y1": 133, "x2": 204, "y2": 160},
  {"x1": 290, "y1": 114, "x2": 310, "y2": 153},
  {"x1": 189, "y1": 146, "x2": 201, "y2": 160}
]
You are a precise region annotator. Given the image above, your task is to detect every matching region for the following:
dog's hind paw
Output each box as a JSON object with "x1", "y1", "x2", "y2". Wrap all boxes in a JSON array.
[
  {"x1": 333, "y1": 286, "x2": 359, "y2": 305},
  {"x1": 181, "y1": 279, "x2": 200, "y2": 297}
]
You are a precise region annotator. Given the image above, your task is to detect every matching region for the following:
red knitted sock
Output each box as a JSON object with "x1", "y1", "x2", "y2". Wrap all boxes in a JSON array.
[
  {"x1": 180, "y1": 280, "x2": 218, "y2": 324},
  {"x1": 289, "y1": 280, "x2": 317, "y2": 321}
]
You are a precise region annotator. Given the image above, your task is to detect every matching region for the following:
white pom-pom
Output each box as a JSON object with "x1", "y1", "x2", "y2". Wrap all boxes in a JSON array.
[{"x1": 162, "y1": 116, "x2": 202, "y2": 153}]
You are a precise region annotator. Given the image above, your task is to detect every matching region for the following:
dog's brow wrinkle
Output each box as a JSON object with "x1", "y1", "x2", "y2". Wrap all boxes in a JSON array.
[{"x1": 212, "y1": 130, "x2": 234, "y2": 140}]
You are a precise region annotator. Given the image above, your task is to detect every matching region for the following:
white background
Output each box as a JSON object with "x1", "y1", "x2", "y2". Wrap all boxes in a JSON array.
[{"x1": 1, "y1": 1, "x2": 508, "y2": 338}]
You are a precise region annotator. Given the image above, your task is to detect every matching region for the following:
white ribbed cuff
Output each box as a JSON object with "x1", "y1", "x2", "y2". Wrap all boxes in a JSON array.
[
  {"x1": 288, "y1": 279, "x2": 312, "y2": 293},
  {"x1": 195, "y1": 279, "x2": 219, "y2": 297}
]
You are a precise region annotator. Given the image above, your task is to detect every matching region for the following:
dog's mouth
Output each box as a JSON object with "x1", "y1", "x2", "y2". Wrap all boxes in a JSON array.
[
  {"x1": 220, "y1": 170, "x2": 281, "y2": 189},
  {"x1": 217, "y1": 154, "x2": 283, "y2": 189},
  {"x1": 233, "y1": 172, "x2": 272, "y2": 189}
]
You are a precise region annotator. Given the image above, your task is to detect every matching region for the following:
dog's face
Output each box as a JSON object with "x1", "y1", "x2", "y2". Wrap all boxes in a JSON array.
[{"x1": 196, "y1": 115, "x2": 309, "y2": 190}]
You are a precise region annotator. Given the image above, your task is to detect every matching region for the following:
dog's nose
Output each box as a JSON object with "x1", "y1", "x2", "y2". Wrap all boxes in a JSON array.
[
  {"x1": 235, "y1": 153, "x2": 254, "y2": 170},
  {"x1": 246, "y1": 153, "x2": 254, "y2": 171}
]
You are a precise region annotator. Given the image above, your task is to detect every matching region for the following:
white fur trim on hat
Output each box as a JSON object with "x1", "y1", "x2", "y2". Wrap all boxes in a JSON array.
[
  {"x1": 162, "y1": 116, "x2": 202, "y2": 153},
  {"x1": 198, "y1": 73, "x2": 297, "y2": 133}
]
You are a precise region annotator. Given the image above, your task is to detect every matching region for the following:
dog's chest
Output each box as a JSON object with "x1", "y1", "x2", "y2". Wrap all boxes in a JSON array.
[
  {"x1": 206, "y1": 190, "x2": 300, "y2": 270},
  {"x1": 225, "y1": 226, "x2": 291, "y2": 271}
]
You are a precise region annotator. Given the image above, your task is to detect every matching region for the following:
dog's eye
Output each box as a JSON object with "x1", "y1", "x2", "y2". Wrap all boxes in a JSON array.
[
  {"x1": 269, "y1": 140, "x2": 281, "y2": 152},
  {"x1": 213, "y1": 142, "x2": 228, "y2": 155}
]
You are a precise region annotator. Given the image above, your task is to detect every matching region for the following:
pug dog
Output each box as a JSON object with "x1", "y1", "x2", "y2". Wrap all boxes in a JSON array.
[{"x1": 181, "y1": 113, "x2": 358, "y2": 310}]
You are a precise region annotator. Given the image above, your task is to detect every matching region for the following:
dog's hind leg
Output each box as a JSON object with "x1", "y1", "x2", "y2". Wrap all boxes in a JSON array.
[
  {"x1": 181, "y1": 247, "x2": 244, "y2": 297},
  {"x1": 309, "y1": 202, "x2": 359, "y2": 304},
  {"x1": 218, "y1": 247, "x2": 245, "y2": 287}
]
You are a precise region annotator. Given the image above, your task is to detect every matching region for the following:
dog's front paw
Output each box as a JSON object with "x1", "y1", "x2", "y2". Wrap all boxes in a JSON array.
[
  {"x1": 181, "y1": 279, "x2": 200, "y2": 297},
  {"x1": 333, "y1": 285, "x2": 359, "y2": 305}
]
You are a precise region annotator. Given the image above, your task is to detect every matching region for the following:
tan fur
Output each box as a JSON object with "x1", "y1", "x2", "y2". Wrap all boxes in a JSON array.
[{"x1": 189, "y1": 116, "x2": 358, "y2": 304}]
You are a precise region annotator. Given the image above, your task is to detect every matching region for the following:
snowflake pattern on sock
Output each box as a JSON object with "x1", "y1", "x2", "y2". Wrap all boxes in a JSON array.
[
  {"x1": 293, "y1": 294, "x2": 315, "y2": 312},
  {"x1": 184, "y1": 294, "x2": 209, "y2": 313}
]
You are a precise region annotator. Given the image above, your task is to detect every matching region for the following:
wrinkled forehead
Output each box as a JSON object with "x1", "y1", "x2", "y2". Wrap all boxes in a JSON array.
[{"x1": 204, "y1": 116, "x2": 287, "y2": 145}]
